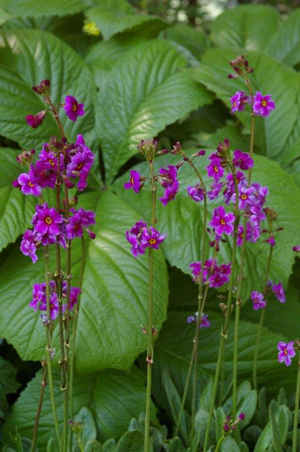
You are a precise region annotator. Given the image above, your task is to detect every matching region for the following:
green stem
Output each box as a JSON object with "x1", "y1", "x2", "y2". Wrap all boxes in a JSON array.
[
  {"x1": 144, "y1": 161, "x2": 157, "y2": 452},
  {"x1": 215, "y1": 435, "x2": 225, "y2": 452},
  {"x1": 253, "y1": 245, "x2": 273, "y2": 390},
  {"x1": 203, "y1": 173, "x2": 240, "y2": 452},
  {"x1": 30, "y1": 364, "x2": 47, "y2": 452},
  {"x1": 44, "y1": 247, "x2": 61, "y2": 446},
  {"x1": 293, "y1": 352, "x2": 300, "y2": 452}
]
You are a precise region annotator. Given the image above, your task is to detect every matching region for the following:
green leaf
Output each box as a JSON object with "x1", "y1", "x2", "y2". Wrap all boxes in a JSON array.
[
  {"x1": 0, "y1": 190, "x2": 168, "y2": 371},
  {"x1": 102, "y1": 439, "x2": 116, "y2": 452},
  {"x1": 115, "y1": 153, "x2": 300, "y2": 300},
  {"x1": 168, "y1": 437, "x2": 186, "y2": 452},
  {"x1": 211, "y1": 5, "x2": 279, "y2": 51},
  {"x1": 165, "y1": 24, "x2": 209, "y2": 63},
  {"x1": 47, "y1": 438, "x2": 59, "y2": 452},
  {"x1": 193, "y1": 48, "x2": 299, "y2": 160},
  {"x1": 116, "y1": 430, "x2": 144, "y2": 452},
  {"x1": 193, "y1": 409, "x2": 209, "y2": 449},
  {"x1": 254, "y1": 405, "x2": 290, "y2": 452},
  {"x1": 215, "y1": 407, "x2": 226, "y2": 442},
  {"x1": 0, "y1": 0, "x2": 85, "y2": 22},
  {"x1": 85, "y1": 0, "x2": 167, "y2": 41},
  {"x1": 0, "y1": 29, "x2": 97, "y2": 149},
  {"x1": 74, "y1": 407, "x2": 97, "y2": 445},
  {"x1": 269, "y1": 408, "x2": 283, "y2": 452},
  {"x1": 267, "y1": 10, "x2": 300, "y2": 66},
  {"x1": 3, "y1": 367, "x2": 153, "y2": 451},
  {"x1": 220, "y1": 437, "x2": 240, "y2": 452},
  {"x1": 96, "y1": 39, "x2": 213, "y2": 181},
  {"x1": 0, "y1": 148, "x2": 36, "y2": 252},
  {"x1": 0, "y1": 357, "x2": 20, "y2": 415},
  {"x1": 84, "y1": 439, "x2": 103, "y2": 452}
]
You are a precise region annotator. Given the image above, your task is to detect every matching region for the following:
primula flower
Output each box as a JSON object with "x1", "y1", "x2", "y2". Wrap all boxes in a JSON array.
[
  {"x1": 293, "y1": 245, "x2": 300, "y2": 252},
  {"x1": 142, "y1": 227, "x2": 166, "y2": 250},
  {"x1": 277, "y1": 341, "x2": 296, "y2": 366},
  {"x1": 32, "y1": 203, "x2": 64, "y2": 237},
  {"x1": 233, "y1": 150, "x2": 254, "y2": 171},
  {"x1": 266, "y1": 236, "x2": 276, "y2": 247},
  {"x1": 187, "y1": 312, "x2": 210, "y2": 328},
  {"x1": 187, "y1": 184, "x2": 204, "y2": 202},
  {"x1": 20, "y1": 230, "x2": 38, "y2": 263},
  {"x1": 15, "y1": 173, "x2": 42, "y2": 197},
  {"x1": 30, "y1": 160, "x2": 57, "y2": 189},
  {"x1": 271, "y1": 283, "x2": 285, "y2": 303},
  {"x1": 189, "y1": 259, "x2": 231, "y2": 288},
  {"x1": 253, "y1": 92, "x2": 276, "y2": 117},
  {"x1": 206, "y1": 158, "x2": 224, "y2": 182},
  {"x1": 124, "y1": 170, "x2": 142, "y2": 193},
  {"x1": 237, "y1": 185, "x2": 255, "y2": 210},
  {"x1": 160, "y1": 182, "x2": 179, "y2": 206},
  {"x1": 207, "y1": 182, "x2": 222, "y2": 201},
  {"x1": 125, "y1": 220, "x2": 148, "y2": 257},
  {"x1": 230, "y1": 91, "x2": 249, "y2": 113},
  {"x1": 66, "y1": 135, "x2": 94, "y2": 191},
  {"x1": 159, "y1": 165, "x2": 178, "y2": 187},
  {"x1": 210, "y1": 206, "x2": 235, "y2": 236},
  {"x1": 25, "y1": 110, "x2": 47, "y2": 129},
  {"x1": 64, "y1": 95, "x2": 85, "y2": 122},
  {"x1": 66, "y1": 208, "x2": 96, "y2": 240},
  {"x1": 251, "y1": 291, "x2": 266, "y2": 310}
]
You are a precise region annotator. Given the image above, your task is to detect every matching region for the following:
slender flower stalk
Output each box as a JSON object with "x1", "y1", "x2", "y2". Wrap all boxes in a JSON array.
[
  {"x1": 30, "y1": 361, "x2": 47, "y2": 452},
  {"x1": 293, "y1": 352, "x2": 300, "y2": 452},
  {"x1": 203, "y1": 171, "x2": 240, "y2": 452},
  {"x1": 144, "y1": 161, "x2": 157, "y2": 452}
]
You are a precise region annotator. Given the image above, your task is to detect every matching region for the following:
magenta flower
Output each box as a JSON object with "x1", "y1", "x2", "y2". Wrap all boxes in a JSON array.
[
  {"x1": 208, "y1": 182, "x2": 222, "y2": 201},
  {"x1": 66, "y1": 135, "x2": 94, "y2": 191},
  {"x1": 30, "y1": 161, "x2": 57, "y2": 189},
  {"x1": 25, "y1": 110, "x2": 47, "y2": 129},
  {"x1": 187, "y1": 184, "x2": 204, "y2": 202},
  {"x1": 66, "y1": 208, "x2": 96, "y2": 240},
  {"x1": 64, "y1": 95, "x2": 85, "y2": 122},
  {"x1": 30, "y1": 282, "x2": 59, "y2": 320},
  {"x1": 206, "y1": 158, "x2": 224, "y2": 182},
  {"x1": 159, "y1": 165, "x2": 178, "y2": 187},
  {"x1": 187, "y1": 312, "x2": 210, "y2": 328},
  {"x1": 126, "y1": 220, "x2": 148, "y2": 257},
  {"x1": 15, "y1": 173, "x2": 41, "y2": 197},
  {"x1": 277, "y1": 341, "x2": 296, "y2": 366},
  {"x1": 251, "y1": 291, "x2": 266, "y2": 310},
  {"x1": 20, "y1": 230, "x2": 38, "y2": 263},
  {"x1": 210, "y1": 206, "x2": 235, "y2": 236},
  {"x1": 124, "y1": 170, "x2": 142, "y2": 193},
  {"x1": 69, "y1": 287, "x2": 81, "y2": 310},
  {"x1": 32, "y1": 203, "x2": 64, "y2": 237},
  {"x1": 238, "y1": 185, "x2": 255, "y2": 210},
  {"x1": 142, "y1": 226, "x2": 166, "y2": 250},
  {"x1": 272, "y1": 283, "x2": 285, "y2": 303},
  {"x1": 224, "y1": 172, "x2": 245, "y2": 204},
  {"x1": 160, "y1": 182, "x2": 179, "y2": 206},
  {"x1": 233, "y1": 150, "x2": 254, "y2": 171},
  {"x1": 293, "y1": 245, "x2": 300, "y2": 252},
  {"x1": 253, "y1": 92, "x2": 276, "y2": 117},
  {"x1": 266, "y1": 236, "x2": 276, "y2": 247},
  {"x1": 230, "y1": 91, "x2": 249, "y2": 113}
]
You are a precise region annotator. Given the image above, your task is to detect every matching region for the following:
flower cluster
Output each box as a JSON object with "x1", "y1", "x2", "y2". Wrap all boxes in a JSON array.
[
  {"x1": 189, "y1": 258, "x2": 231, "y2": 289},
  {"x1": 251, "y1": 282, "x2": 285, "y2": 311},
  {"x1": 223, "y1": 413, "x2": 245, "y2": 435},
  {"x1": 21, "y1": 204, "x2": 95, "y2": 263},
  {"x1": 30, "y1": 281, "x2": 81, "y2": 321},
  {"x1": 187, "y1": 312, "x2": 210, "y2": 328},
  {"x1": 126, "y1": 220, "x2": 166, "y2": 257},
  {"x1": 230, "y1": 90, "x2": 275, "y2": 117},
  {"x1": 158, "y1": 165, "x2": 179, "y2": 206}
]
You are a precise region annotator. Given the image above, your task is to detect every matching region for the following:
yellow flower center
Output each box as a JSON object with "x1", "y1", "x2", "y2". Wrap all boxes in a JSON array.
[
  {"x1": 149, "y1": 238, "x2": 157, "y2": 245},
  {"x1": 50, "y1": 303, "x2": 54, "y2": 309},
  {"x1": 45, "y1": 216, "x2": 52, "y2": 225},
  {"x1": 284, "y1": 348, "x2": 288, "y2": 355},
  {"x1": 220, "y1": 219, "x2": 226, "y2": 225},
  {"x1": 77, "y1": 163, "x2": 83, "y2": 170},
  {"x1": 261, "y1": 100, "x2": 267, "y2": 107},
  {"x1": 28, "y1": 181, "x2": 35, "y2": 187},
  {"x1": 72, "y1": 104, "x2": 78, "y2": 112},
  {"x1": 131, "y1": 178, "x2": 134, "y2": 185},
  {"x1": 49, "y1": 159, "x2": 55, "y2": 166},
  {"x1": 241, "y1": 194, "x2": 247, "y2": 200},
  {"x1": 214, "y1": 166, "x2": 219, "y2": 173}
]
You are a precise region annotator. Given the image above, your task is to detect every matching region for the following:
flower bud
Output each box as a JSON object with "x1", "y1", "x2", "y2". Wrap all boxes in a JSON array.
[
  {"x1": 26, "y1": 110, "x2": 47, "y2": 129},
  {"x1": 32, "y1": 79, "x2": 51, "y2": 96},
  {"x1": 171, "y1": 141, "x2": 182, "y2": 155}
]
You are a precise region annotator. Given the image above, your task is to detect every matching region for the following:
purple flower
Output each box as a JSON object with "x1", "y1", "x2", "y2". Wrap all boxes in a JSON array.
[
  {"x1": 277, "y1": 341, "x2": 296, "y2": 366},
  {"x1": 272, "y1": 283, "x2": 285, "y2": 303},
  {"x1": 251, "y1": 291, "x2": 266, "y2": 310},
  {"x1": 30, "y1": 160, "x2": 57, "y2": 189},
  {"x1": 33, "y1": 203, "x2": 64, "y2": 237},
  {"x1": 66, "y1": 135, "x2": 94, "y2": 191},
  {"x1": 124, "y1": 170, "x2": 142, "y2": 193},
  {"x1": 230, "y1": 91, "x2": 249, "y2": 113},
  {"x1": 233, "y1": 150, "x2": 254, "y2": 171},
  {"x1": 224, "y1": 172, "x2": 245, "y2": 204},
  {"x1": 237, "y1": 185, "x2": 255, "y2": 210},
  {"x1": 30, "y1": 282, "x2": 59, "y2": 320},
  {"x1": 69, "y1": 287, "x2": 81, "y2": 310},
  {"x1": 206, "y1": 158, "x2": 224, "y2": 182},
  {"x1": 20, "y1": 230, "x2": 38, "y2": 263},
  {"x1": 210, "y1": 206, "x2": 235, "y2": 236},
  {"x1": 16, "y1": 173, "x2": 41, "y2": 197},
  {"x1": 64, "y1": 95, "x2": 85, "y2": 122},
  {"x1": 253, "y1": 92, "x2": 276, "y2": 117},
  {"x1": 186, "y1": 312, "x2": 210, "y2": 328},
  {"x1": 293, "y1": 245, "x2": 300, "y2": 252},
  {"x1": 159, "y1": 165, "x2": 178, "y2": 187},
  {"x1": 142, "y1": 226, "x2": 166, "y2": 249},
  {"x1": 126, "y1": 220, "x2": 147, "y2": 257},
  {"x1": 208, "y1": 182, "x2": 222, "y2": 201},
  {"x1": 160, "y1": 182, "x2": 179, "y2": 206},
  {"x1": 187, "y1": 184, "x2": 204, "y2": 202},
  {"x1": 66, "y1": 208, "x2": 96, "y2": 240},
  {"x1": 266, "y1": 235, "x2": 276, "y2": 247},
  {"x1": 25, "y1": 110, "x2": 47, "y2": 128}
]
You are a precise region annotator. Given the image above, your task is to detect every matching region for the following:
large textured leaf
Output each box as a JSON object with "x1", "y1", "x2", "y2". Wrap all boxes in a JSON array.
[
  {"x1": 210, "y1": 5, "x2": 279, "y2": 51},
  {"x1": 147, "y1": 312, "x2": 296, "y2": 414},
  {"x1": 0, "y1": 29, "x2": 97, "y2": 149},
  {"x1": 0, "y1": 148, "x2": 35, "y2": 252},
  {"x1": 0, "y1": 0, "x2": 85, "y2": 20},
  {"x1": 3, "y1": 367, "x2": 154, "y2": 451},
  {"x1": 96, "y1": 39, "x2": 213, "y2": 181},
  {"x1": 193, "y1": 48, "x2": 299, "y2": 160},
  {"x1": 0, "y1": 190, "x2": 168, "y2": 371},
  {"x1": 165, "y1": 24, "x2": 209, "y2": 62},
  {"x1": 115, "y1": 152, "x2": 300, "y2": 300},
  {"x1": 267, "y1": 9, "x2": 300, "y2": 67},
  {"x1": 0, "y1": 357, "x2": 20, "y2": 415},
  {"x1": 85, "y1": 0, "x2": 167, "y2": 41}
]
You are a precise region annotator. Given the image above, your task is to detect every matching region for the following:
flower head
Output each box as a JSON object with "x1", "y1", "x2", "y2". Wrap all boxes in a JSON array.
[
  {"x1": 277, "y1": 341, "x2": 295, "y2": 366},
  {"x1": 230, "y1": 91, "x2": 249, "y2": 113},
  {"x1": 124, "y1": 170, "x2": 142, "y2": 193},
  {"x1": 15, "y1": 173, "x2": 41, "y2": 197},
  {"x1": 187, "y1": 184, "x2": 204, "y2": 202},
  {"x1": 233, "y1": 150, "x2": 254, "y2": 171},
  {"x1": 142, "y1": 226, "x2": 166, "y2": 249},
  {"x1": 271, "y1": 283, "x2": 285, "y2": 303},
  {"x1": 206, "y1": 158, "x2": 224, "y2": 182},
  {"x1": 20, "y1": 230, "x2": 38, "y2": 263},
  {"x1": 64, "y1": 95, "x2": 85, "y2": 122},
  {"x1": 251, "y1": 291, "x2": 266, "y2": 310},
  {"x1": 207, "y1": 182, "x2": 222, "y2": 201},
  {"x1": 253, "y1": 92, "x2": 276, "y2": 117},
  {"x1": 125, "y1": 220, "x2": 147, "y2": 257},
  {"x1": 33, "y1": 203, "x2": 64, "y2": 237},
  {"x1": 293, "y1": 245, "x2": 300, "y2": 252},
  {"x1": 210, "y1": 206, "x2": 235, "y2": 236},
  {"x1": 187, "y1": 312, "x2": 210, "y2": 328},
  {"x1": 66, "y1": 208, "x2": 96, "y2": 240},
  {"x1": 159, "y1": 182, "x2": 179, "y2": 206},
  {"x1": 66, "y1": 135, "x2": 94, "y2": 191}
]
